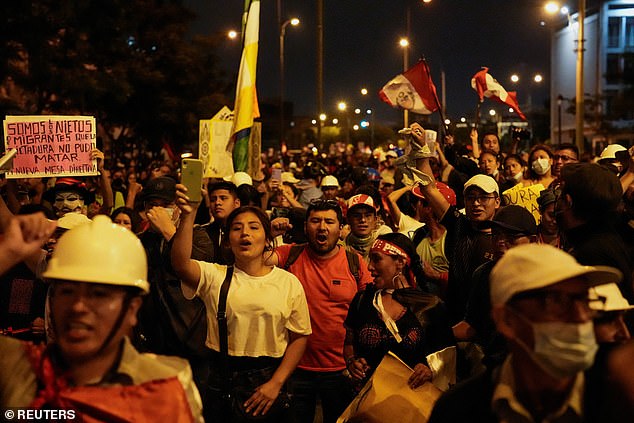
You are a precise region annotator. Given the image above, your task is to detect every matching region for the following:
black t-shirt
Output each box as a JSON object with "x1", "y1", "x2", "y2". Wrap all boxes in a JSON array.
[
  {"x1": 441, "y1": 207, "x2": 495, "y2": 323},
  {"x1": 345, "y1": 284, "x2": 429, "y2": 371}
]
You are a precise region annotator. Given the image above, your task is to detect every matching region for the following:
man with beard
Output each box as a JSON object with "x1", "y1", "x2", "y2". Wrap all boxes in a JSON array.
[{"x1": 269, "y1": 200, "x2": 373, "y2": 423}]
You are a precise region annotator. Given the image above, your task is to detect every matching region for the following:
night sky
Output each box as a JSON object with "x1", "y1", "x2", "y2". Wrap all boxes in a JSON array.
[{"x1": 186, "y1": 0, "x2": 555, "y2": 126}]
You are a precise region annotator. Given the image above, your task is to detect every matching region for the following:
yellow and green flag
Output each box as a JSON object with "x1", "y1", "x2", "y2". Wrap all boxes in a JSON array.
[{"x1": 231, "y1": 0, "x2": 260, "y2": 172}]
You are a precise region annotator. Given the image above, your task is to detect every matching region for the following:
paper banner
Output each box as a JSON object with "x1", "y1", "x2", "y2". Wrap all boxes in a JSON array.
[
  {"x1": 3, "y1": 115, "x2": 98, "y2": 179},
  {"x1": 502, "y1": 183, "x2": 545, "y2": 224}
]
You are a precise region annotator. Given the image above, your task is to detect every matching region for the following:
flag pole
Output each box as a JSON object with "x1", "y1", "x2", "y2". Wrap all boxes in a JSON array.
[
  {"x1": 420, "y1": 57, "x2": 449, "y2": 142},
  {"x1": 474, "y1": 101, "x2": 482, "y2": 133}
]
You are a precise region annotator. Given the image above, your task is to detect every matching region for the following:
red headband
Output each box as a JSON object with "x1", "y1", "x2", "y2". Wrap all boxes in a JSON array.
[{"x1": 371, "y1": 239, "x2": 411, "y2": 266}]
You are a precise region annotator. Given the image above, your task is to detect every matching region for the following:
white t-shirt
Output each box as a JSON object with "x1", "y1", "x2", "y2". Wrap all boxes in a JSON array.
[{"x1": 182, "y1": 263, "x2": 312, "y2": 357}]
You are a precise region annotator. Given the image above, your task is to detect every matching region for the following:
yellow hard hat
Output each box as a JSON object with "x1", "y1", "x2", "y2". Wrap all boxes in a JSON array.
[{"x1": 43, "y1": 215, "x2": 149, "y2": 294}]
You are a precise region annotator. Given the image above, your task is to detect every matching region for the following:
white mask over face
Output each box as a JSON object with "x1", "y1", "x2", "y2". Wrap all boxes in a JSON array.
[
  {"x1": 531, "y1": 158, "x2": 551, "y2": 176},
  {"x1": 520, "y1": 320, "x2": 598, "y2": 378},
  {"x1": 54, "y1": 192, "x2": 85, "y2": 217}
]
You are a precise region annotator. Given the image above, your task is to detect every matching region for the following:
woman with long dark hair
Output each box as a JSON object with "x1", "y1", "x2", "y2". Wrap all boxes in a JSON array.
[{"x1": 171, "y1": 186, "x2": 311, "y2": 422}]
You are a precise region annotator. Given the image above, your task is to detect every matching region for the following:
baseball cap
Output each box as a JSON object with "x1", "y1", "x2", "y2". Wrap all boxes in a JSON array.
[
  {"x1": 348, "y1": 194, "x2": 377, "y2": 212},
  {"x1": 490, "y1": 243, "x2": 622, "y2": 306},
  {"x1": 589, "y1": 283, "x2": 634, "y2": 312},
  {"x1": 223, "y1": 172, "x2": 252, "y2": 187},
  {"x1": 463, "y1": 174, "x2": 499, "y2": 195},
  {"x1": 282, "y1": 172, "x2": 300, "y2": 184},
  {"x1": 487, "y1": 205, "x2": 537, "y2": 235},
  {"x1": 141, "y1": 176, "x2": 176, "y2": 203},
  {"x1": 411, "y1": 181, "x2": 457, "y2": 206},
  {"x1": 386, "y1": 150, "x2": 398, "y2": 159},
  {"x1": 320, "y1": 175, "x2": 340, "y2": 188}
]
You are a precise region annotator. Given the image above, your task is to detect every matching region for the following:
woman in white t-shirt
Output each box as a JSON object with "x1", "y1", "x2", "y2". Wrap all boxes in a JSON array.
[{"x1": 171, "y1": 189, "x2": 311, "y2": 423}]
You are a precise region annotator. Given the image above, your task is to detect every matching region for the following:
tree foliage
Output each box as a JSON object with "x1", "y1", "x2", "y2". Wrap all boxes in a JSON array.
[{"x1": 0, "y1": 0, "x2": 230, "y2": 156}]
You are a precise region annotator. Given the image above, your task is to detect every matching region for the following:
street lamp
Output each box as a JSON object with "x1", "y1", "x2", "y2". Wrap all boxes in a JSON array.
[
  {"x1": 227, "y1": 30, "x2": 238, "y2": 40},
  {"x1": 399, "y1": 37, "x2": 410, "y2": 127},
  {"x1": 545, "y1": 1, "x2": 585, "y2": 153},
  {"x1": 279, "y1": 17, "x2": 300, "y2": 150},
  {"x1": 360, "y1": 88, "x2": 368, "y2": 96}
]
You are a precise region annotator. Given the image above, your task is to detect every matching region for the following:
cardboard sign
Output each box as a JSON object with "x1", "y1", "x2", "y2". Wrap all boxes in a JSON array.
[
  {"x1": 3, "y1": 115, "x2": 98, "y2": 179},
  {"x1": 502, "y1": 183, "x2": 544, "y2": 224},
  {"x1": 337, "y1": 352, "x2": 441, "y2": 423},
  {"x1": 199, "y1": 106, "x2": 234, "y2": 178}
]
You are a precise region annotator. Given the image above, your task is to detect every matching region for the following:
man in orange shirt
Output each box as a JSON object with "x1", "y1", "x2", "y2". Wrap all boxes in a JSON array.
[{"x1": 270, "y1": 200, "x2": 373, "y2": 423}]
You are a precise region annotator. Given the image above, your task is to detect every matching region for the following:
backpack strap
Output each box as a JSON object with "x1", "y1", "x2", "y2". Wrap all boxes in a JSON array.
[
  {"x1": 283, "y1": 244, "x2": 307, "y2": 270},
  {"x1": 412, "y1": 225, "x2": 430, "y2": 248},
  {"x1": 344, "y1": 249, "x2": 361, "y2": 286}
]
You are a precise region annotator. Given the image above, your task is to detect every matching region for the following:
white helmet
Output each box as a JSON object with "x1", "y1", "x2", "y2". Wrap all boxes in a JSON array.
[
  {"x1": 320, "y1": 175, "x2": 340, "y2": 188},
  {"x1": 599, "y1": 144, "x2": 627, "y2": 160},
  {"x1": 43, "y1": 215, "x2": 149, "y2": 294}
]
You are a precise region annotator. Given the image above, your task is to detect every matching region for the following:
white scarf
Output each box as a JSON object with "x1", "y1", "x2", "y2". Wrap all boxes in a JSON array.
[{"x1": 373, "y1": 289, "x2": 402, "y2": 343}]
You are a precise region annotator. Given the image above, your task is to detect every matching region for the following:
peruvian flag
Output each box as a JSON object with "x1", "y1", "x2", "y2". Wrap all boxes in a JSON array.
[
  {"x1": 471, "y1": 67, "x2": 527, "y2": 120},
  {"x1": 379, "y1": 61, "x2": 439, "y2": 115}
]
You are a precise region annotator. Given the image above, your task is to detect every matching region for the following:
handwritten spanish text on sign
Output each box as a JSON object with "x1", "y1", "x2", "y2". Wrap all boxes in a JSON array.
[
  {"x1": 502, "y1": 183, "x2": 544, "y2": 224},
  {"x1": 3, "y1": 115, "x2": 98, "y2": 179}
]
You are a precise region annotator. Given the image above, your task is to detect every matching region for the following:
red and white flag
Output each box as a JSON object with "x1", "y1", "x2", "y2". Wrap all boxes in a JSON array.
[
  {"x1": 379, "y1": 61, "x2": 439, "y2": 115},
  {"x1": 471, "y1": 67, "x2": 526, "y2": 120}
]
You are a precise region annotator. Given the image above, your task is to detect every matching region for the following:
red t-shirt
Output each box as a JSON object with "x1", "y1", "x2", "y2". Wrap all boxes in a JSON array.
[{"x1": 276, "y1": 245, "x2": 372, "y2": 371}]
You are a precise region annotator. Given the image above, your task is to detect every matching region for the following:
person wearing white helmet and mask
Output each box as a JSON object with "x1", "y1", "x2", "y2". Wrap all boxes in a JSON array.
[{"x1": 0, "y1": 215, "x2": 203, "y2": 421}]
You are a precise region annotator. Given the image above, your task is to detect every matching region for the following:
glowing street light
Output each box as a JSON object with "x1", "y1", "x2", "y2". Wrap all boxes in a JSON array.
[
  {"x1": 399, "y1": 37, "x2": 410, "y2": 126},
  {"x1": 354, "y1": 108, "x2": 361, "y2": 114},
  {"x1": 319, "y1": 113, "x2": 327, "y2": 121},
  {"x1": 227, "y1": 30, "x2": 238, "y2": 39},
  {"x1": 510, "y1": 74, "x2": 520, "y2": 83},
  {"x1": 360, "y1": 88, "x2": 368, "y2": 96},
  {"x1": 337, "y1": 101, "x2": 347, "y2": 111},
  {"x1": 545, "y1": 0, "x2": 585, "y2": 152},
  {"x1": 489, "y1": 109, "x2": 497, "y2": 116},
  {"x1": 332, "y1": 118, "x2": 339, "y2": 125},
  {"x1": 279, "y1": 16, "x2": 301, "y2": 148},
  {"x1": 534, "y1": 74, "x2": 543, "y2": 83}
]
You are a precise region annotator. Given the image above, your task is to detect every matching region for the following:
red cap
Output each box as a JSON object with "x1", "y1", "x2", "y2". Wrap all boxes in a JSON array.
[{"x1": 411, "y1": 181, "x2": 456, "y2": 206}]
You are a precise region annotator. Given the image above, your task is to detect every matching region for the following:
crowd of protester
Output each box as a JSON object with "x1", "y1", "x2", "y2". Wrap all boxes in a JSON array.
[{"x1": 1, "y1": 123, "x2": 634, "y2": 422}]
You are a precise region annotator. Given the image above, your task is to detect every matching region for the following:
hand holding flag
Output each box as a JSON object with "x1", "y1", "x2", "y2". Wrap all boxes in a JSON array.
[{"x1": 471, "y1": 67, "x2": 526, "y2": 120}]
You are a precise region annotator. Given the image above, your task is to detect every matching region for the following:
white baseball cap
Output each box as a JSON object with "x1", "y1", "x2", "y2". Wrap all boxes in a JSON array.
[
  {"x1": 490, "y1": 244, "x2": 622, "y2": 306},
  {"x1": 281, "y1": 172, "x2": 300, "y2": 184},
  {"x1": 223, "y1": 172, "x2": 252, "y2": 187},
  {"x1": 463, "y1": 174, "x2": 499, "y2": 195},
  {"x1": 589, "y1": 283, "x2": 634, "y2": 312}
]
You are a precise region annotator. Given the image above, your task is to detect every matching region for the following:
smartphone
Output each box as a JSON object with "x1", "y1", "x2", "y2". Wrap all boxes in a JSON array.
[
  {"x1": 181, "y1": 158, "x2": 203, "y2": 202},
  {"x1": 271, "y1": 168, "x2": 282, "y2": 183}
]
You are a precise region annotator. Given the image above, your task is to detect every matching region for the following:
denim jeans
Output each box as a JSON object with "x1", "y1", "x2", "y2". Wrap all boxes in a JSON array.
[{"x1": 288, "y1": 368, "x2": 354, "y2": 423}]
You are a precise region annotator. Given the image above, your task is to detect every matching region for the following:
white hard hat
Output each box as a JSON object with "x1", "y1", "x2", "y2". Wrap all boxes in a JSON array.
[
  {"x1": 599, "y1": 144, "x2": 627, "y2": 160},
  {"x1": 320, "y1": 175, "x2": 340, "y2": 188},
  {"x1": 43, "y1": 215, "x2": 149, "y2": 294}
]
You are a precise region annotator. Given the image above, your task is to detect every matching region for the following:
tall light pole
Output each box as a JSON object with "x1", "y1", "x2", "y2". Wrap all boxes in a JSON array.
[
  {"x1": 400, "y1": 37, "x2": 410, "y2": 127},
  {"x1": 317, "y1": 0, "x2": 324, "y2": 149},
  {"x1": 575, "y1": 0, "x2": 585, "y2": 153},
  {"x1": 279, "y1": 17, "x2": 299, "y2": 150}
]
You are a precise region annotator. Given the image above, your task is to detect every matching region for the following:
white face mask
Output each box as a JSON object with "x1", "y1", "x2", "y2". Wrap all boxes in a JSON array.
[
  {"x1": 523, "y1": 320, "x2": 598, "y2": 378},
  {"x1": 531, "y1": 158, "x2": 551, "y2": 176}
]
